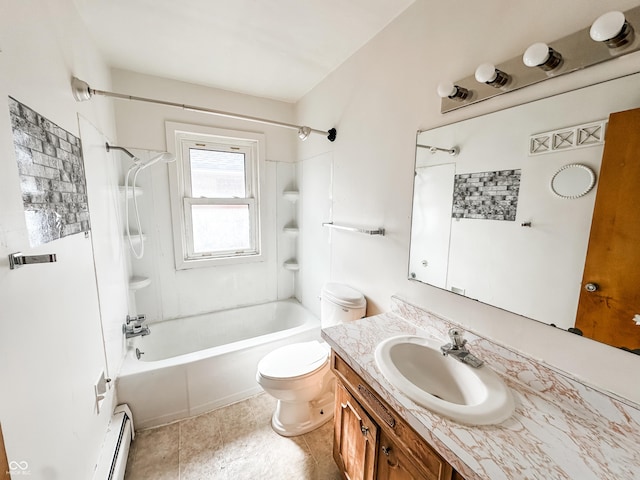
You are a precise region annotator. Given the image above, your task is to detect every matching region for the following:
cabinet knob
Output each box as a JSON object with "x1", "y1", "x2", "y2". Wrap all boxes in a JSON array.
[
  {"x1": 381, "y1": 446, "x2": 391, "y2": 456},
  {"x1": 360, "y1": 425, "x2": 369, "y2": 436}
]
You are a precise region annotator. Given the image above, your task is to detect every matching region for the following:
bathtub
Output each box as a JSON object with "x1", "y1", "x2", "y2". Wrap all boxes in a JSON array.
[{"x1": 116, "y1": 299, "x2": 320, "y2": 429}]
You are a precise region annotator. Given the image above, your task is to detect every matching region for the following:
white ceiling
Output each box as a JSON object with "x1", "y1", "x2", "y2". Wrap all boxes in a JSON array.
[{"x1": 73, "y1": 0, "x2": 415, "y2": 103}]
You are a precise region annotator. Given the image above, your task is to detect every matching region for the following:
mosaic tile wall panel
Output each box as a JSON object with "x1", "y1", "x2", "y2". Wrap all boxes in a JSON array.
[
  {"x1": 9, "y1": 97, "x2": 90, "y2": 246},
  {"x1": 452, "y1": 169, "x2": 521, "y2": 221}
]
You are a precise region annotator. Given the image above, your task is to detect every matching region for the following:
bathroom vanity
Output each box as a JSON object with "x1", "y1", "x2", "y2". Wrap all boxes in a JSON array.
[
  {"x1": 322, "y1": 297, "x2": 640, "y2": 480},
  {"x1": 332, "y1": 351, "x2": 464, "y2": 480}
]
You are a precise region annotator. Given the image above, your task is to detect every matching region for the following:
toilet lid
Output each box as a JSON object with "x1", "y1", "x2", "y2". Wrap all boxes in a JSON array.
[
  {"x1": 322, "y1": 282, "x2": 366, "y2": 309},
  {"x1": 258, "y1": 341, "x2": 329, "y2": 380}
]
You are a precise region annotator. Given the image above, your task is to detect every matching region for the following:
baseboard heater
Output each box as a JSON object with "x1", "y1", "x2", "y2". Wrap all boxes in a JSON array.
[{"x1": 94, "y1": 405, "x2": 135, "y2": 480}]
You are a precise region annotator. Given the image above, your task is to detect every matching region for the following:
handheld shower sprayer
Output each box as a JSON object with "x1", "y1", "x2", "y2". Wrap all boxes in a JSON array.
[
  {"x1": 133, "y1": 152, "x2": 176, "y2": 168},
  {"x1": 118, "y1": 149, "x2": 175, "y2": 259}
]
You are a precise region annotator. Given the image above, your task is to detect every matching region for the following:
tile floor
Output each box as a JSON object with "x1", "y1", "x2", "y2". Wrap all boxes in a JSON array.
[{"x1": 125, "y1": 393, "x2": 342, "y2": 479}]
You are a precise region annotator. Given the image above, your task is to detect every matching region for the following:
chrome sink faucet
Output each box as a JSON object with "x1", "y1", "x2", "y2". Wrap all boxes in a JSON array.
[
  {"x1": 440, "y1": 328, "x2": 484, "y2": 368},
  {"x1": 123, "y1": 314, "x2": 151, "y2": 338}
]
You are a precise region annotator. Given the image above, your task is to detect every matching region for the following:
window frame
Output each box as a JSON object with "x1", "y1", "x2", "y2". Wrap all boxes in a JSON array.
[{"x1": 166, "y1": 122, "x2": 266, "y2": 269}]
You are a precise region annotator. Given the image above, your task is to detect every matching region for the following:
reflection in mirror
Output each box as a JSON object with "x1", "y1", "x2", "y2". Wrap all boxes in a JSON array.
[
  {"x1": 550, "y1": 164, "x2": 596, "y2": 199},
  {"x1": 409, "y1": 72, "x2": 640, "y2": 351}
]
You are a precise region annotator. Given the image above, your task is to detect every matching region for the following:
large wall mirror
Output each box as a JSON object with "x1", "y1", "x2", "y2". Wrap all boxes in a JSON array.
[{"x1": 409, "y1": 72, "x2": 640, "y2": 353}]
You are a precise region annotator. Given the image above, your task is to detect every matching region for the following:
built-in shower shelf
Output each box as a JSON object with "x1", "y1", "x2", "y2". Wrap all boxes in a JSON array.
[
  {"x1": 283, "y1": 260, "x2": 300, "y2": 271},
  {"x1": 129, "y1": 275, "x2": 151, "y2": 291},
  {"x1": 282, "y1": 190, "x2": 299, "y2": 202},
  {"x1": 119, "y1": 186, "x2": 143, "y2": 199},
  {"x1": 283, "y1": 225, "x2": 299, "y2": 235}
]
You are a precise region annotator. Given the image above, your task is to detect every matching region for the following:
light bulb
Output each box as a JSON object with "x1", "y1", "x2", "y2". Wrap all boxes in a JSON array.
[
  {"x1": 475, "y1": 63, "x2": 509, "y2": 87},
  {"x1": 475, "y1": 63, "x2": 498, "y2": 83},
  {"x1": 437, "y1": 81, "x2": 469, "y2": 100},
  {"x1": 437, "y1": 81, "x2": 456, "y2": 98},
  {"x1": 523, "y1": 42, "x2": 563, "y2": 71},
  {"x1": 590, "y1": 11, "x2": 634, "y2": 48}
]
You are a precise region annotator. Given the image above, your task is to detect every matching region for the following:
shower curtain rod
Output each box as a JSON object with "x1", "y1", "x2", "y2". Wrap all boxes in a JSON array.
[{"x1": 71, "y1": 77, "x2": 336, "y2": 142}]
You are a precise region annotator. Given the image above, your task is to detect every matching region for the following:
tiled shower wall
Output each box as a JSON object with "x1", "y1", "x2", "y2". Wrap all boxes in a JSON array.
[
  {"x1": 9, "y1": 97, "x2": 89, "y2": 246},
  {"x1": 452, "y1": 169, "x2": 521, "y2": 221}
]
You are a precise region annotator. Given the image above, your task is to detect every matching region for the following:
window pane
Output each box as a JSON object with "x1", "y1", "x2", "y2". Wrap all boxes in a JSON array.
[
  {"x1": 191, "y1": 204, "x2": 251, "y2": 254},
  {"x1": 190, "y1": 148, "x2": 246, "y2": 198}
]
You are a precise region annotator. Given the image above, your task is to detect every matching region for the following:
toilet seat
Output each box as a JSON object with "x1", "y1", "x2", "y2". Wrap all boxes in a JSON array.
[{"x1": 257, "y1": 341, "x2": 330, "y2": 381}]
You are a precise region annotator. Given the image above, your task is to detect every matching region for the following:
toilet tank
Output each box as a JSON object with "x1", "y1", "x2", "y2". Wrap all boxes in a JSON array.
[{"x1": 320, "y1": 283, "x2": 366, "y2": 328}]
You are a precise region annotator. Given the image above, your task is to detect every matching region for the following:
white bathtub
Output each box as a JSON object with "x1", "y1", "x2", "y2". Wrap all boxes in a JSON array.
[{"x1": 116, "y1": 299, "x2": 320, "y2": 429}]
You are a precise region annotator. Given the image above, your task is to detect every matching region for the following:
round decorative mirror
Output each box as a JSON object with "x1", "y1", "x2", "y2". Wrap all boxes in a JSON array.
[{"x1": 550, "y1": 164, "x2": 597, "y2": 199}]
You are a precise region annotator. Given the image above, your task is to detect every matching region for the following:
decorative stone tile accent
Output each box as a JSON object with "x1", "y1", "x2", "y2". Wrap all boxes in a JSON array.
[
  {"x1": 9, "y1": 97, "x2": 90, "y2": 246},
  {"x1": 452, "y1": 169, "x2": 521, "y2": 221}
]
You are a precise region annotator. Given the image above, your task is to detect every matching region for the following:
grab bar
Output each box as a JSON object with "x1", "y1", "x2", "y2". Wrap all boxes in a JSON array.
[{"x1": 322, "y1": 222, "x2": 385, "y2": 236}]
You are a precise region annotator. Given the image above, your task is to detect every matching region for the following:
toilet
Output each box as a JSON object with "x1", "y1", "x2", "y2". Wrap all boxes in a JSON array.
[{"x1": 256, "y1": 283, "x2": 366, "y2": 436}]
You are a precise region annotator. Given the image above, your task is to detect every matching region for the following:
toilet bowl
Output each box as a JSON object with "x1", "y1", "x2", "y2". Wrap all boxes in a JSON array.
[
  {"x1": 256, "y1": 340, "x2": 334, "y2": 436},
  {"x1": 256, "y1": 283, "x2": 366, "y2": 436}
]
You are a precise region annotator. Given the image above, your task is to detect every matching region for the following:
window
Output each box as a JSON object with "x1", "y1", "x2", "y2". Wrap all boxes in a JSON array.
[{"x1": 167, "y1": 123, "x2": 265, "y2": 269}]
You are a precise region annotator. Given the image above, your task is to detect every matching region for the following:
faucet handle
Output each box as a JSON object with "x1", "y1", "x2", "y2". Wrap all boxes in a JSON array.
[
  {"x1": 126, "y1": 314, "x2": 147, "y2": 325},
  {"x1": 448, "y1": 328, "x2": 467, "y2": 348}
]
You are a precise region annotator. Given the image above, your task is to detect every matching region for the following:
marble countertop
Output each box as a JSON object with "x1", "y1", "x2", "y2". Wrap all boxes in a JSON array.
[{"x1": 321, "y1": 302, "x2": 640, "y2": 480}]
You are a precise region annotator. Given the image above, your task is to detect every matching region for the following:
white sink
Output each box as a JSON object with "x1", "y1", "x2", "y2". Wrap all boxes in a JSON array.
[{"x1": 374, "y1": 335, "x2": 514, "y2": 425}]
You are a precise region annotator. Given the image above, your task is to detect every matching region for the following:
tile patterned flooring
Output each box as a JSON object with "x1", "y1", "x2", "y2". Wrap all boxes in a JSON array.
[{"x1": 125, "y1": 393, "x2": 342, "y2": 479}]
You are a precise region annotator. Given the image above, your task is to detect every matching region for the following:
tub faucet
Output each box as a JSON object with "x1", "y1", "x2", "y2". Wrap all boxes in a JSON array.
[
  {"x1": 440, "y1": 328, "x2": 483, "y2": 368},
  {"x1": 123, "y1": 314, "x2": 151, "y2": 338}
]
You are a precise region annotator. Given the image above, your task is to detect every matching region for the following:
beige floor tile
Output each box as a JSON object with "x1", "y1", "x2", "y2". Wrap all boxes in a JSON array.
[
  {"x1": 125, "y1": 393, "x2": 341, "y2": 480},
  {"x1": 125, "y1": 423, "x2": 180, "y2": 480},
  {"x1": 179, "y1": 411, "x2": 226, "y2": 479}
]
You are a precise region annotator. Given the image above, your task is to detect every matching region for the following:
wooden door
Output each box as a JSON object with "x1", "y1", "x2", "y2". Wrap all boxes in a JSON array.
[
  {"x1": 1, "y1": 424, "x2": 9, "y2": 480},
  {"x1": 575, "y1": 107, "x2": 640, "y2": 350},
  {"x1": 333, "y1": 383, "x2": 378, "y2": 480}
]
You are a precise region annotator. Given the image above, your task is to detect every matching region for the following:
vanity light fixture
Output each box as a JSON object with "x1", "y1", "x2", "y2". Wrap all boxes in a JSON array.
[
  {"x1": 438, "y1": 5, "x2": 640, "y2": 113},
  {"x1": 523, "y1": 42, "x2": 563, "y2": 71},
  {"x1": 590, "y1": 11, "x2": 635, "y2": 48},
  {"x1": 474, "y1": 63, "x2": 510, "y2": 87},
  {"x1": 436, "y1": 81, "x2": 470, "y2": 101}
]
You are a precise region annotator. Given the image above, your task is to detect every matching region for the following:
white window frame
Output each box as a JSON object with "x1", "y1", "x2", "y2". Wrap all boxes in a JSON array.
[{"x1": 166, "y1": 122, "x2": 266, "y2": 269}]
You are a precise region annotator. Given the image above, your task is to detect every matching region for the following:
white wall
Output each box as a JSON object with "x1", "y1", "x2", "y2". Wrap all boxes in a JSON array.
[
  {"x1": 296, "y1": 0, "x2": 640, "y2": 404},
  {"x1": 111, "y1": 70, "x2": 299, "y2": 320},
  {"x1": 0, "y1": 1, "x2": 126, "y2": 478}
]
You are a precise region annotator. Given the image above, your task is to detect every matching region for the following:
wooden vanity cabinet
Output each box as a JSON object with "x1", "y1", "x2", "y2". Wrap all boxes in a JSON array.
[
  {"x1": 334, "y1": 382, "x2": 379, "y2": 480},
  {"x1": 377, "y1": 429, "x2": 435, "y2": 480},
  {"x1": 332, "y1": 351, "x2": 465, "y2": 480}
]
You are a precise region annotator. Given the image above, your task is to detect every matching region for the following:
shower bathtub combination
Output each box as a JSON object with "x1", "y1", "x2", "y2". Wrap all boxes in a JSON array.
[{"x1": 116, "y1": 299, "x2": 320, "y2": 429}]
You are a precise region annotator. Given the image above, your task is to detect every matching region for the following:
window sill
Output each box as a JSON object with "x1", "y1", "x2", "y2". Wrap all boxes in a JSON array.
[{"x1": 175, "y1": 252, "x2": 265, "y2": 270}]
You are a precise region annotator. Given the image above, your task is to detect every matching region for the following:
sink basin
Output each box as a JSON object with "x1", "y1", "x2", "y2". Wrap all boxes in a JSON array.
[{"x1": 374, "y1": 335, "x2": 514, "y2": 425}]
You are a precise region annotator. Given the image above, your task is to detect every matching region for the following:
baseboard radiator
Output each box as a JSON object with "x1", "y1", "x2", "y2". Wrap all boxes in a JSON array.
[{"x1": 94, "y1": 405, "x2": 135, "y2": 480}]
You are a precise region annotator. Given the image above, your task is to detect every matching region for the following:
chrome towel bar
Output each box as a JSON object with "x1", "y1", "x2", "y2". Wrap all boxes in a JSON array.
[
  {"x1": 9, "y1": 252, "x2": 57, "y2": 270},
  {"x1": 322, "y1": 222, "x2": 385, "y2": 236}
]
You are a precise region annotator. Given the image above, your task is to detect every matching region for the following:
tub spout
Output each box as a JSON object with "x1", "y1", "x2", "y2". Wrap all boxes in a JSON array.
[{"x1": 123, "y1": 323, "x2": 150, "y2": 338}]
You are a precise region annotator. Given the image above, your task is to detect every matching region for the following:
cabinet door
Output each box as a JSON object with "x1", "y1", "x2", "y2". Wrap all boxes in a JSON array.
[
  {"x1": 377, "y1": 430, "x2": 438, "y2": 480},
  {"x1": 334, "y1": 383, "x2": 378, "y2": 480}
]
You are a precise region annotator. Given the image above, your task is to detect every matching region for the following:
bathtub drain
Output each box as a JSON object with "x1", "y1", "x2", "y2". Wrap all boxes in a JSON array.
[{"x1": 135, "y1": 348, "x2": 144, "y2": 360}]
